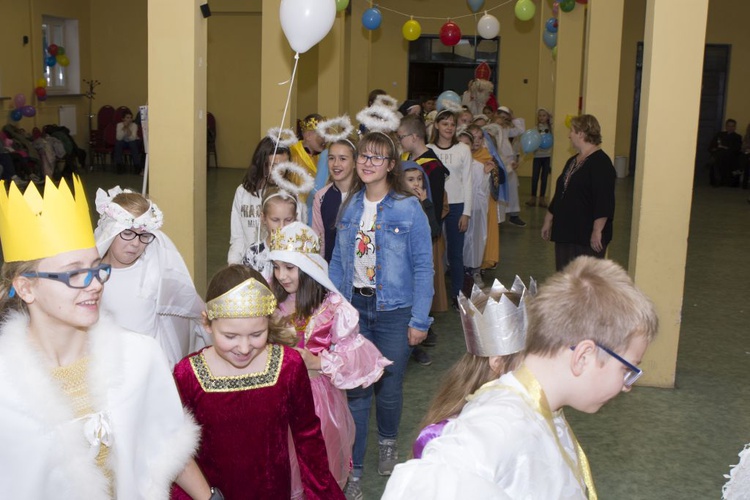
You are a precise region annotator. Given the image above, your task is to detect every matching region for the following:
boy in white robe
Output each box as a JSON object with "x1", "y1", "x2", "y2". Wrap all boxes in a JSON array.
[{"x1": 383, "y1": 256, "x2": 659, "y2": 499}]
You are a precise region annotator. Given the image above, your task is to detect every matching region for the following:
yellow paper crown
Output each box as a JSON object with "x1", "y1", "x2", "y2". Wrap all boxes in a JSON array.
[
  {"x1": 0, "y1": 176, "x2": 95, "y2": 262},
  {"x1": 206, "y1": 278, "x2": 277, "y2": 320}
]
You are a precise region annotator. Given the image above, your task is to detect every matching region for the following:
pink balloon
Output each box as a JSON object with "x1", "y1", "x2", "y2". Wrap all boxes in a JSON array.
[{"x1": 13, "y1": 93, "x2": 26, "y2": 109}]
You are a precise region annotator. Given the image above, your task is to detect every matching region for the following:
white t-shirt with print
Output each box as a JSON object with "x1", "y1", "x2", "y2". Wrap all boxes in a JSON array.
[{"x1": 353, "y1": 196, "x2": 381, "y2": 288}]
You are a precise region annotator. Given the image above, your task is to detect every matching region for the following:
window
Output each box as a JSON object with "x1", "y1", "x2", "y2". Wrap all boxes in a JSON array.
[{"x1": 42, "y1": 15, "x2": 80, "y2": 95}]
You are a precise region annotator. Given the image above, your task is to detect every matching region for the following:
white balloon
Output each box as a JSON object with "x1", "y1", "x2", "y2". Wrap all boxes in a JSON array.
[
  {"x1": 477, "y1": 14, "x2": 500, "y2": 39},
  {"x1": 280, "y1": 0, "x2": 336, "y2": 54}
]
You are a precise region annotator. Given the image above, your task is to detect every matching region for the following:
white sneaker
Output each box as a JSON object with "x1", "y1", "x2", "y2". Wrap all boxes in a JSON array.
[{"x1": 472, "y1": 272, "x2": 485, "y2": 288}]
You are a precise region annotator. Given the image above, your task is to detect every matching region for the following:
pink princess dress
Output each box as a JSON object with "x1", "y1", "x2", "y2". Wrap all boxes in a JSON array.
[{"x1": 277, "y1": 291, "x2": 391, "y2": 495}]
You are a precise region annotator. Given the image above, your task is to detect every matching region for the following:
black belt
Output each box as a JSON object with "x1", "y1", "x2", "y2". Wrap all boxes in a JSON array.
[{"x1": 353, "y1": 287, "x2": 376, "y2": 297}]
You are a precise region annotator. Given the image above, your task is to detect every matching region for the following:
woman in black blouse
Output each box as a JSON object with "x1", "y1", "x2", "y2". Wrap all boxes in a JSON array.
[{"x1": 541, "y1": 114, "x2": 616, "y2": 271}]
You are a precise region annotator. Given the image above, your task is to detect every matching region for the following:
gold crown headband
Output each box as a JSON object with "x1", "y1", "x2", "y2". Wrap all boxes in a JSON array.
[
  {"x1": 299, "y1": 116, "x2": 323, "y2": 133},
  {"x1": 206, "y1": 278, "x2": 277, "y2": 320}
]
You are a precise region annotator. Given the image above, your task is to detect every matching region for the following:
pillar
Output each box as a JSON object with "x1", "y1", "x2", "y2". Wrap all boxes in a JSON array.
[
  {"x1": 147, "y1": 0, "x2": 207, "y2": 292},
  {"x1": 582, "y1": 0, "x2": 624, "y2": 157},
  {"x1": 260, "y1": 0, "x2": 294, "y2": 132},
  {"x1": 550, "y1": 3, "x2": 585, "y2": 198},
  {"x1": 317, "y1": 14, "x2": 347, "y2": 118},
  {"x1": 629, "y1": 0, "x2": 709, "y2": 387}
]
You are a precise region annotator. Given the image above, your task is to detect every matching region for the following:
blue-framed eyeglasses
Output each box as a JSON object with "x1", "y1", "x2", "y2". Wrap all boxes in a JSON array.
[
  {"x1": 356, "y1": 153, "x2": 390, "y2": 167},
  {"x1": 22, "y1": 263, "x2": 112, "y2": 289},
  {"x1": 570, "y1": 343, "x2": 643, "y2": 387}
]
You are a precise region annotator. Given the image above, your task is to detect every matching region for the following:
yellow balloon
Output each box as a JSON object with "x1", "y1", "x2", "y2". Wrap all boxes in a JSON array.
[
  {"x1": 565, "y1": 114, "x2": 574, "y2": 128},
  {"x1": 57, "y1": 54, "x2": 70, "y2": 67},
  {"x1": 36, "y1": 77, "x2": 47, "y2": 89},
  {"x1": 402, "y1": 19, "x2": 421, "y2": 42},
  {"x1": 552, "y1": 46, "x2": 558, "y2": 60}
]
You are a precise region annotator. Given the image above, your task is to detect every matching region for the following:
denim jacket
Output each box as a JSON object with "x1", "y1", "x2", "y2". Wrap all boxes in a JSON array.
[{"x1": 329, "y1": 189, "x2": 435, "y2": 332}]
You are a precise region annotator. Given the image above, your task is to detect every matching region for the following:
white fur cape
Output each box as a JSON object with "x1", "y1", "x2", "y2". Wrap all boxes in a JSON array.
[{"x1": 0, "y1": 311, "x2": 200, "y2": 499}]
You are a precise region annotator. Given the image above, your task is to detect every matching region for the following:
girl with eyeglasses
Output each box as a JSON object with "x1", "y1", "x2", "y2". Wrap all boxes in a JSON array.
[
  {"x1": 329, "y1": 131, "x2": 434, "y2": 491},
  {"x1": 95, "y1": 187, "x2": 206, "y2": 366},
  {"x1": 428, "y1": 109, "x2": 473, "y2": 310},
  {"x1": 0, "y1": 176, "x2": 216, "y2": 499}
]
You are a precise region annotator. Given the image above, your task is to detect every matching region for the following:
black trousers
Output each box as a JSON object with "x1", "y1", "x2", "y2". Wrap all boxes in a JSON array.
[{"x1": 555, "y1": 242, "x2": 606, "y2": 271}]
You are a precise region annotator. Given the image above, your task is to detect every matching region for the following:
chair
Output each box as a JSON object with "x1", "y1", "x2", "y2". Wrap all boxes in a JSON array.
[
  {"x1": 114, "y1": 106, "x2": 133, "y2": 124},
  {"x1": 207, "y1": 112, "x2": 218, "y2": 168},
  {"x1": 97, "y1": 105, "x2": 115, "y2": 131}
]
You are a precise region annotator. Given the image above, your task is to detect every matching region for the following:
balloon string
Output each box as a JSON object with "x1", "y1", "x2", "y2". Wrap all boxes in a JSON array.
[
  {"x1": 363, "y1": 0, "x2": 513, "y2": 21},
  {"x1": 271, "y1": 52, "x2": 301, "y2": 163}
]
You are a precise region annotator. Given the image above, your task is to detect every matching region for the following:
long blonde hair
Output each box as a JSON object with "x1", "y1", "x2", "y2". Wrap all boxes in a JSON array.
[{"x1": 417, "y1": 351, "x2": 522, "y2": 435}]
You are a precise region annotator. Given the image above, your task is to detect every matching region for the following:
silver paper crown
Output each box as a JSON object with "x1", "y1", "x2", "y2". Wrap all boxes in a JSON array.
[{"x1": 458, "y1": 276, "x2": 536, "y2": 357}]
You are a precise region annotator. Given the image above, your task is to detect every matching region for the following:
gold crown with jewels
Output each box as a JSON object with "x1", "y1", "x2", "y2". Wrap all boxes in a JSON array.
[
  {"x1": 269, "y1": 223, "x2": 320, "y2": 254},
  {"x1": 0, "y1": 175, "x2": 95, "y2": 262},
  {"x1": 458, "y1": 276, "x2": 536, "y2": 357},
  {"x1": 206, "y1": 278, "x2": 277, "y2": 320}
]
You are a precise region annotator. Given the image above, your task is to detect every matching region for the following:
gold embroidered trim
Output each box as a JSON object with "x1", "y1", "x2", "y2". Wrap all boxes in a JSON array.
[{"x1": 190, "y1": 344, "x2": 284, "y2": 392}]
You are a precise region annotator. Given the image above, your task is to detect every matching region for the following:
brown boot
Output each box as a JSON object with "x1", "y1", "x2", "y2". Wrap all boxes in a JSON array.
[
  {"x1": 525, "y1": 196, "x2": 537, "y2": 207},
  {"x1": 538, "y1": 196, "x2": 549, "y2": 208}
]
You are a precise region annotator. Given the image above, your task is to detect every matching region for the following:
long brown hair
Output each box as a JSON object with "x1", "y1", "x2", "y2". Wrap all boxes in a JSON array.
[
  {"x1": 242, "y1": 137, "x2": 291, "y2": 197},
  {"x1": 205, "y1": 264, "x2": 297, "y2": 347},
  {"x1": 272, "y1": 267, "x2": 327, "y2": 322},
  {"x1": 429, "y1": 110, "x2": 458, "y2": 146}
]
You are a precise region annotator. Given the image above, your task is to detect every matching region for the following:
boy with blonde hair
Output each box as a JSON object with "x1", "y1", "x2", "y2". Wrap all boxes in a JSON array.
[{"x1": 382, "y1": 256, "x2": 658, "y2": 499}]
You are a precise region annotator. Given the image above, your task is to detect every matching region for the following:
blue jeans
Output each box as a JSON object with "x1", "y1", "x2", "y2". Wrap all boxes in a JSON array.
[
  {"x1": 444, "y1": 203, "x2": 465, "y2": 298},
  {"x1": 347, "y1": 293, "x2": 412, "y2": 476},
  {"x1": 114, "y1": 139, "x2": 142, "y2": 168}
]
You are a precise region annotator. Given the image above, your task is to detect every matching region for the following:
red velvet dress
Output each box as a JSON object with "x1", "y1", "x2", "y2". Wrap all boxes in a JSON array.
[{"x1": 171, "y1": 344, "x2": 344, "y2": 500}]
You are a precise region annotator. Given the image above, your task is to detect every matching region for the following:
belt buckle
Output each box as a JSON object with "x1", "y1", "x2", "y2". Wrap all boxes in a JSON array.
[{"x1": 359, "y1": 287, "x2": 375, "y2": 297}]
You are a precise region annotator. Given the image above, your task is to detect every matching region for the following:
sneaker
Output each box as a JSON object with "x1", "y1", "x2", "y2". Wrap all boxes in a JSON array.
[
  {"x1": 412, "y1": 347, "x2": 432, "y2": 366},
  {"x1": 343, "y1": 477, "x2": 363, "y2": 500},
  {"x1": 451, "y1": 297, "x2": 460, "y2": 312},
  {"x1": 378, "y1": 439, "x2": 398, "y2": 475},
  {"x1": 508, "y1": 216, "x2": 527, "y2": 227},
  {"x1": 422, "y1": 328, "x2": 437, "y2": 347},
  {"x1": 472, "y1": 272, "x2": 485, "y2": 288}
]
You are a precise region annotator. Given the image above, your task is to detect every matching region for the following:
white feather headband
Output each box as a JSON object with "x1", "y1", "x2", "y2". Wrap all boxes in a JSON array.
[
  {"x1": 316, "y1": 115, "x2": 354, "y2": 143},
  {"x1": 373, "y1": 94, "x2": 399, "y2": 111},
  {"x1": 270, "y1": 161, "x2": 315, "y2": 196},
  {"x1": 357, "y1": 104, "x2": 401, "y2": 134},
  {"x1": 267, "y1": 127, "x2": 299, "y2": 148}
]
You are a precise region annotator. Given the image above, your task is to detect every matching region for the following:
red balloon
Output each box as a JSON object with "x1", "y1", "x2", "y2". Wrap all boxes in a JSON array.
[
  {"x1": 48, "y1": 44, "x2": 59, "y2": 56},
  {"x1": 35, "y1": 86, "x2": 47, "y2": 98},
  {"x1": 440, "y1": 21, "x2": 462, "y2": 46}
]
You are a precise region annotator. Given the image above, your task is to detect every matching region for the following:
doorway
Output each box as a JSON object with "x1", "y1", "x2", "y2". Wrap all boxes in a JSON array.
[
  {"x1": 629, "y1": 43, "x2": 730, "y2": 177},
  {"x1": 407, "y1": 36, "x2": 499, "y2": 102}
]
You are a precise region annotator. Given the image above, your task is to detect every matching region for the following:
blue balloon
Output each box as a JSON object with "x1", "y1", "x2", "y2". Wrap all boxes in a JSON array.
[
  {"x1": 467, "y1": 0, "x2": 485, "y2": 13},
  {"x1": 521, "y1": 129, "x2": 542, "y2": 153},
  {"x1": 436, "y1": 90, "x2": 462, "y2": 112},
  {"x1": 540, "y1": 132, "x2": 554, "y2": 149},
  {"x1": 362, "y1": 8, "x2": 382, "y2": 30},
  {"x1": 45, "y1": 55, "x2": 57, "y2": 67},
  {"x1": 545, "y1": 17, "x2": 558, "y2": 33},
  {"x1": 543, "y1": 30, "x2": 558, "y2": 49},
  {"x1": 10, "y1": 109, "x2": 22, "y2": 121}
]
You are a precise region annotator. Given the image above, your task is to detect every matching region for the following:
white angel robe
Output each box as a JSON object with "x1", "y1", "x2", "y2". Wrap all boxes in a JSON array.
[
  {"x1": 0, "y1": 312, "x2": 200, "y2": 500},
  {"x1": 382, "y1": 370, "x2": 589, "y2": 500}
]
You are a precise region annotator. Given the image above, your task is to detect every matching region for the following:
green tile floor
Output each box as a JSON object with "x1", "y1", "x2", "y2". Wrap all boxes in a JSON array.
[{"x1": 79, "y1": 167, "x2": 750, "y2": 499}]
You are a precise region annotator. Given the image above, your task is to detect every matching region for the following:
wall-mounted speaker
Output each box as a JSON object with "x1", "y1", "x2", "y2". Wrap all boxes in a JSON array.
[{"x1": 200, "y1": 3, "x2": 211, "y2": 18}]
